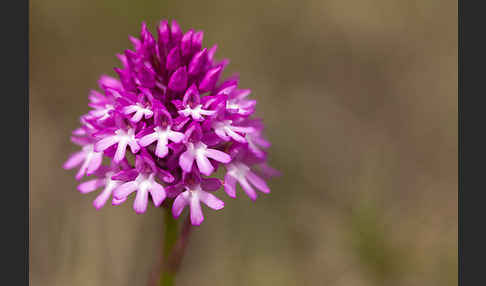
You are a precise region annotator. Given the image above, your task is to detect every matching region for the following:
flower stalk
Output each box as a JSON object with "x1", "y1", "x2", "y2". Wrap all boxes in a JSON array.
[{"x1": 159, "y1": 208, "x2": 193, "y2": 286}]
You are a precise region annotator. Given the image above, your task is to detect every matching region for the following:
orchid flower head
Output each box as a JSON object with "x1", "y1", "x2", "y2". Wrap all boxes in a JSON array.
[{"x1": 63, "y1": 20, "x2": 277, "y2": 225}]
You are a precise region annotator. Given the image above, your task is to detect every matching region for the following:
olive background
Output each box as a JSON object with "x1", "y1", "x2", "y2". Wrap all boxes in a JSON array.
[{"x1": 30, "y1": 0, "x2": 457, "y2": 285}]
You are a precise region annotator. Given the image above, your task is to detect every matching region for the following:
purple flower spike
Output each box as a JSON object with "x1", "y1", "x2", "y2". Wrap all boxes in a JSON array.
[{"x1": 64, "y1": 20, "x2": 277, "y2": 224}]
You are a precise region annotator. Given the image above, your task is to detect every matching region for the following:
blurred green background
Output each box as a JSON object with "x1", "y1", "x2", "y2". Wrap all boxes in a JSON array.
[{"x1": 29, "y1": 0, "x2": 457, "y2": 285}]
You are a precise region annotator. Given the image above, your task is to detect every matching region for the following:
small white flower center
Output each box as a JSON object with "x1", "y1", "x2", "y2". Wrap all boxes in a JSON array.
[
  {"x1": 115, "y1": 129, "x2": 135, "y2": 141},
  {"x1": 193, "y1": 142, "x2": 208, "y2": 157},
  {"x1": 136, "y1": 173, "x2": 154, "y2": 192},
  {"x1": 186, "y1": 184, "x2": 202, "y2": 196},
  {"x1": 154, "y1": 126, "x2": 170, "y2": 140}
]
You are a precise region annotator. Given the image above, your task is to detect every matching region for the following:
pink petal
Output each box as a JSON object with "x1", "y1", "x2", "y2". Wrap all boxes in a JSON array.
[
  {"x1": 155, "y1": 140, "x2": 169, "y2": 158},
  {"x1": 72, "y1": 127, "x2": 86, "y2": 136},
  {"x1": 112, "y1": 196, "x2": 126, "y2": 206},
  {"x1": 178, "y1": 109, "x2": 191, "y2": 118},
  {"x1": 239, "y1": 177, "x2": 258, "y2": 201},
  {"x1": 168, "y1": 131, "x2": 185, "y2": 143},
  {"x1": 257, "y1": 163, "x2": 281, "y2": 178},
  {"x1": 226, "y1": 128, "x2": 246, "y2": 143},
  {"x1": 114, "y1": 181, "x2": 138, "y2": 199},
  {"x1": 71, "y1": 136, "x2": 89, "y2": 146},
  {"x1": 254, "y1": 136, "x2": 271, "y2": 148},
  {"x1": 198, "y1": 191, "x2": 224, "y2": 210},
  {"x1": 199, "y1": 109, "x2": 217, "y2": 116},
  {"x1": 196, "y1": 154, "x2": 214, "y2": 176},
  {"x1": 130, "y1": 110, "x2": 144, "y2": 122},
  {"x1": 75, "y1": 159, "x2": 90, "y2": 180},
  {"x1": 189, "y1": 197, "x2": 204, "y2": 226},
  {"x1": 214, "y1": 128, "x2": 230, "y2": 141},
  {"x1": 123, "y1": 105, "x2": 138, "y2": 114},
  {"x1": 93, "y1": 187, "x2": 113, "y2": 209},
  {"x1": 128, "y1": 140, "x2": 140, "y2": 154},
  {"x1": 234, "y1": 89, "x2": 251, "y2": 100},
  {"x1": 94, "y1": 136, "x2": 119, "y2": 152},
  {"x1": 114, "y1": 141, "x2": 128, "y2": 163},
  {"x1": 86, "y1": 152, "x2": 103, "y2": 175},
  {"x1": 223, "y1": 173, "x2": 237, "y2": 198},
  {"x1": 99, "y1": 75, "x2": 122, "y2": 90},
  {"x1": 149, "y1": 183, "x2": 167, "y2": 207},
  {"x1": 139, "y1": 132, "x2": 158, "y2": 147},
  {"x1": 77, "y1": 179, "x2": 104, "y2": 194},
  {"x1": 246, "y1": 171, "x2": 270, "y2": 194},
  {"x1": 230, "y1": 126, "x2": 255, "y2": 134},
  {"x1": 248, "y1": 144, "x2": 265, "y2": 158},
  {"x1": 205, "y1": 149, "x2": 231, "y2": 163},
  {"x1": 179, "y1": 150, "x2": 195, "y2": 173},
  {"x1": 133, "y1": 189, "x2": 149, "y2": 214},
  {"x1": 172, "y1": 192, "x2": 189, "y2": 218},
  {"x1": 63, "y1": 151, "x2": 85, "y2": 169}
]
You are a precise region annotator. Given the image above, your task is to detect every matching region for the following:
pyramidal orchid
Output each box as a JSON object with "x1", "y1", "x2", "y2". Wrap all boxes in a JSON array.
[{"x1": 63, "y1": 20, "x2": 278, "y2": 285}]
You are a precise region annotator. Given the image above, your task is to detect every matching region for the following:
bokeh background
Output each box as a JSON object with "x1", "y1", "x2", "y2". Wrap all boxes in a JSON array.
[{"x1": 30, "y1": 0, "x2": 457, "y2": 285}]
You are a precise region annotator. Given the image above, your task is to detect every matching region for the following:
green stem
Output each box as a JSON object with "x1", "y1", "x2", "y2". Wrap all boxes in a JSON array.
[
  {"x1": 160, "y1": 208, "x2": 178, "y2": 286},
  {"x1": 157, "y1": 207, "x2": 193, "y2": 286}
]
